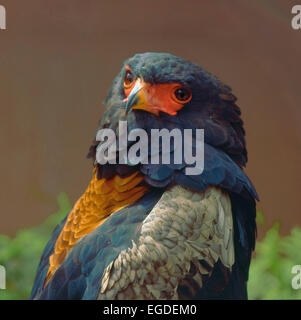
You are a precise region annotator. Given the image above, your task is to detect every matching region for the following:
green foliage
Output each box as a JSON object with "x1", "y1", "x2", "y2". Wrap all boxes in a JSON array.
[
  {"x1": 248, "y1": 222, "x2": 301, "y2": 299},
  {"x1": 0, "y1": 198, "x2": 300, "y2": 300},
  {"x1": 0, "y1": 193, "x2": 71, "y2": 300}
]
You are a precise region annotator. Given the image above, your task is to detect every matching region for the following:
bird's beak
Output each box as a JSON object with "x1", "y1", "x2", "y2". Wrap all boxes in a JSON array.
[{"x1": 125, "y1": 79, "x2": 159, "y2": 116}]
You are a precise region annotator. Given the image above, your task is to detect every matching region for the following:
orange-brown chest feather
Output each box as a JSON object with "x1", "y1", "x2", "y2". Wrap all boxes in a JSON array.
[{"x1": 44, "y1": 169, "x2": 149, "y2": 287}]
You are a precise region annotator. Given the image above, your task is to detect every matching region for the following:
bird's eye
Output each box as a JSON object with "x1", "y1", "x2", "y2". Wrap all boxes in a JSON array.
[
  {"x1": 124, "y1": 70, "x2": 134, "y2": 88},
  {"x1": 172, "y1": 87, "x2": 192, "y2": 103}
]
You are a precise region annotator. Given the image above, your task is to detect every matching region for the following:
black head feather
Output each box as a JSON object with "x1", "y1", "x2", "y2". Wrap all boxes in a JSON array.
[{"x1": 88, "y1": 52, "x2": 248, "y2": 168}]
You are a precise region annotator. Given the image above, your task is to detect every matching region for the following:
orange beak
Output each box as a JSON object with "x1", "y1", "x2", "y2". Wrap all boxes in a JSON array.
[{"x1": 125, "y1": 79, "x2": 160, "y2": 116}]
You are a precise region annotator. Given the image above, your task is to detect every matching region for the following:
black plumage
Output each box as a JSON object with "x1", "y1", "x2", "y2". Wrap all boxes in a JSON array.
[{"x1": 31, "y1": 52, "x2": 258, "y2": 300}]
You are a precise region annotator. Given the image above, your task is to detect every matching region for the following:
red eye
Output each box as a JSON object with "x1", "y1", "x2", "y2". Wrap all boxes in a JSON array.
[
  {"x1": 124, "y1": 69, "x2": 134, "y2": 89},
  {"x1": 172, "y1": 86, "x2": 192, "y2": 103}
]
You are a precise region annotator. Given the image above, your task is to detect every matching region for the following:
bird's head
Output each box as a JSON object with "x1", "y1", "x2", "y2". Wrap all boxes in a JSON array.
[{"x1": 90, "y1": 52, "x2": 247, "y2": 168}]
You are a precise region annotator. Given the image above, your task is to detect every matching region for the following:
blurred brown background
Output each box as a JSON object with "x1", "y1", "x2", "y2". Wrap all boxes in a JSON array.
[{"x1": 0, "y1": 0, "x2": 300, "y2": 237}]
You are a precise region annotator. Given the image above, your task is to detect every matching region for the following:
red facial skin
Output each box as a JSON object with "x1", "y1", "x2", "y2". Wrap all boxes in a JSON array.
[{"x1": 123, "y1": 67, "x2": 191, "y2": 116}]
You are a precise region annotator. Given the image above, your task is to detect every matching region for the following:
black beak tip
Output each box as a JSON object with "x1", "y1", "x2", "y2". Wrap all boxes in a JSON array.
[{"x1": 125, "y1": 93, "x2": 139, "y2": 114}]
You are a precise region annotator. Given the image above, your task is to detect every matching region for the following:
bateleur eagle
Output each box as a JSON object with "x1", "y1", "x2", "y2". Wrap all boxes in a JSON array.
[{"x1": 30, "y1": 52, "x2": 258, "y2": 300}]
